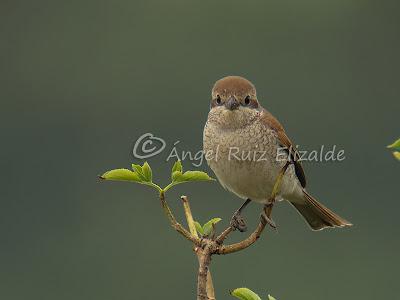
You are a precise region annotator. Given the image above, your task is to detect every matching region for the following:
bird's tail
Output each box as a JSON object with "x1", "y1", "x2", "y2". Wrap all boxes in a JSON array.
[{"x1": 289, "y1": 190, "x2": 352, "y2": 231}]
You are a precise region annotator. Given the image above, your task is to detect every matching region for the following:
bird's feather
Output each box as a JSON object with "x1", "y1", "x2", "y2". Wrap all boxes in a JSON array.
[{"x1": 260, "y1": 108, "x2": 307, "y2": 187}]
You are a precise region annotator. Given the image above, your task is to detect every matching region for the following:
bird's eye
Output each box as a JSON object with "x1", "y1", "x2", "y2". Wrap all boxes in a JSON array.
[
  {"x1": 244, "y1": 95, "x2": 251, "y2": 105},
  {"x1": 216, "y1": 95, "x2": 222, "y2": 105}
]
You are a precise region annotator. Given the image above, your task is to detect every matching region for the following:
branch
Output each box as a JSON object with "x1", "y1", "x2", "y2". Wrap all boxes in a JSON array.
[
  {"x1": 216, "y1": 207, "x2": 269, "y2": 255},
  {"x1": 181, "y1": 196, "x2": 216, "y2": 300},
  {"x1": 159, "y1": 161, "x2": 289, "y2": 298},
  {"x1": 215, "y1": 225, "x2": 233, "y2": 245},
  {"x1": 159, "y1": 191, "x2": 201, "y2": 246},
  {"x1": 197, "y1": 247, "x2": 212, "y2": 300},
  {"x1": 181, "y1": 196, "x2": 199, "y2": 239}
]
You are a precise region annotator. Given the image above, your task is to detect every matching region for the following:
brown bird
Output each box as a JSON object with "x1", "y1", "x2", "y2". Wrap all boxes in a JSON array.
[{"x1": 203, "y1": 76, "x2": 352, "y2": 231}]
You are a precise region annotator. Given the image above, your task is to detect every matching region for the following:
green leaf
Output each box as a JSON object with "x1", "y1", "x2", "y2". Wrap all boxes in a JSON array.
[
  {"x1": 100, "y1": 165, "x2": 161, "y2": 193},
  {"x1": 100, "y1": 169, "x2": 141, "y2": 182},
  {"x1": 172, "y1": 160, "x2": 183, "y2": 174},
  {"x1": 163, "y1": 163, "x2": 215, "y2": 192},
  {"x1": 132, "y1": 164, "x2": 147, "y2": 181},
  {"x1": 387, "y1": 138, "x2": 400, "y2": 151},
  {"x1": 171, "y1": 171, "x2": 183, "y2": 182},
  {"x1": 267, "y1": 295, "x2": 277, "y2": 300},
  {"x1": 175, "y1": 171, "x2": 214, "y2": 182},
  {"x1": 131, "y1": 163, "x2": 143, "y2": 173},
  {"x1": 393, "y1": 151, "x2": 400, "y2": 161},
  {"x1": 142, "y1": 162, "x2": 153, "y2": 182},
  {"x1": 231, "y1": 288, "x2": 261, "y2": 300},
  {"x1": 194, "y1": 221, "x2": 204, "y2": 236},
  {"x1": 203, "y1": 218, "x2": 222, "y2": 236}
]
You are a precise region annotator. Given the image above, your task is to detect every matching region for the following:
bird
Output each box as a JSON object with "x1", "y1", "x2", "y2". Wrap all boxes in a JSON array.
[{"x1": 203, "y1": 75, "x2": 352, "y2": 231}]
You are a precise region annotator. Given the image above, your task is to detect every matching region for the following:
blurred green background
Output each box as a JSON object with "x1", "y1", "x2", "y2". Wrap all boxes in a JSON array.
[{"x1": 1, "y1": 0, "x2": 399, "y2": 299}]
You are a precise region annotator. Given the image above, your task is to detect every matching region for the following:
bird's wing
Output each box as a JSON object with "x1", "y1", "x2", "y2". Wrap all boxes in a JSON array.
[{"x1": 260, "y1": 108, "x2": 307, "y2": 188}]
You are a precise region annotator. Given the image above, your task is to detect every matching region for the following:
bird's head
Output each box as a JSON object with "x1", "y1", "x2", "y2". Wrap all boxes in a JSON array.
[{"x1": 209, "y1": 76, "x2": 261, "y2": 128}]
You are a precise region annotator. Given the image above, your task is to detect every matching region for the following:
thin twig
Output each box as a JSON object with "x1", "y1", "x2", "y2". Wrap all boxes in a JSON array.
[
  {"x1": 216, "y1": 208, "x2": 268, "y2": 255},
  {"x1": 159, "y1": 191, "x2": 201, "y2": 246},
  {"x1": 181, "y1": 196, "x2": 199, "y2": 239},
  {"x1": 215, "y1": 226, "x2": 233, "y2": 244}
]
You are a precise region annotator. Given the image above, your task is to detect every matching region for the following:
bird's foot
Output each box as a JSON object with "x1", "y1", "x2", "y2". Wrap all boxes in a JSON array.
[
  {"x1": 260, "y1": 211, "x2": 277, "y2": 229},
  {"x1": 230, "y1": 212, "x2": 247, "y2": 232}
]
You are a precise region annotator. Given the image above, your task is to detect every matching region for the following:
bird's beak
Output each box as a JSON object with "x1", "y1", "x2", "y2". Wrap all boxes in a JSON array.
[{"x1": 225, "y1": 96, "x2": 239, "y2": 111}]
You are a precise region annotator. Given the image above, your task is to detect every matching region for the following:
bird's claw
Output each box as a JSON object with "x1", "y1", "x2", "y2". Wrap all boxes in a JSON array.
[
  {"x1": 260, "y1": 212, "x2": 277, "y2": 229},
  {"x1": 230, "y1": 212, "x2": 247, "y2": 232}
]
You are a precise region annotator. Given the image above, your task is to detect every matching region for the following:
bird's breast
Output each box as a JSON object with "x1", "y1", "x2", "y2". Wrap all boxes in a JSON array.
[{"x1": 204, "y1": 119, "x2": 301, "y2": 202}]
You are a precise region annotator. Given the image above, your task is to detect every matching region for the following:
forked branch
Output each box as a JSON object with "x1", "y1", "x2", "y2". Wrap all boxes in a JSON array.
[
  {"x1": 159, "y1": 162, "x2": 290, "y2": 300},
  {"x1": 159, "y1": 191, "x2": 201, "y2": 246}
]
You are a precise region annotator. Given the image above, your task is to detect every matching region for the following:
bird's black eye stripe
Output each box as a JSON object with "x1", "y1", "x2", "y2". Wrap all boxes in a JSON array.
[
  {"x1": 216, "y1": 95, "x2": 222, "y2": 105},
  {"x1": 244, "y1": 95, "x2": 251, "y2": 105}
]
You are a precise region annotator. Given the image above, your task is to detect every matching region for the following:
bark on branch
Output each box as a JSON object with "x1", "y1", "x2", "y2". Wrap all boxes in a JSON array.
[
  {"x1": 159, "y1": 191, "x2": 201, "y2": 246},
  {"x1": 159, "y1": 162, "x2": 290, "y2": 300},
  {"x1": 182, "y1": 196, "x2": 216, "y2": 300}
]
